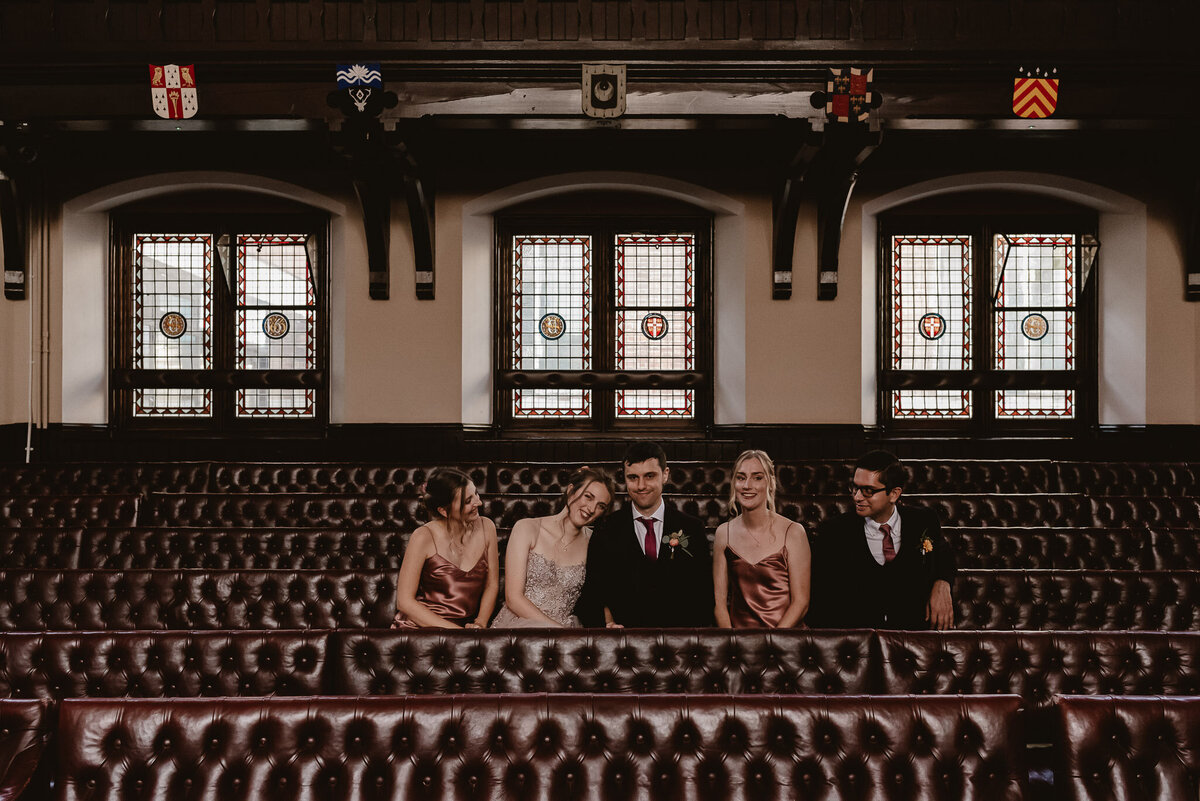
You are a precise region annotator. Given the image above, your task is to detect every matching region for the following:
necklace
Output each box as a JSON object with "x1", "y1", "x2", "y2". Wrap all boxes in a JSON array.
[
  {"x1": 549, "y1": 516, "x2": 580, "y2": 551},
  {"x1": 740, "y1": 516, "x2": 774, "y2": 549}
]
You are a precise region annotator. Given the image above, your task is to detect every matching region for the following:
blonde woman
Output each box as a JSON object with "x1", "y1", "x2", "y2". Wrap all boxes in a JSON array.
[{"x1": 713, "y1": 450, "x2": 810, "y2": 628}]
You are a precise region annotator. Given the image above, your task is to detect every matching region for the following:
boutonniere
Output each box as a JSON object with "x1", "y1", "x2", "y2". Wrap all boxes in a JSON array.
[
  {"x1": 919, "y1": 530, "x2": 934, "y2": 557},
  {"x1": 661, "y1": 529, "x2": 692, "y2": 558}
]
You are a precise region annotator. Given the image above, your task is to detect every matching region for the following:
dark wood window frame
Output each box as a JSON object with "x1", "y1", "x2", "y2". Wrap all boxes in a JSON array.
[
  {"x1": 495, "y1": 213, "x2": 714, "y2": 433},
  {"x1": 878, "y1": 209, "x2": 1099, "y2": 436},
  {"x1": 109, "y1": 211, "x2": 330, "y2": 434}
]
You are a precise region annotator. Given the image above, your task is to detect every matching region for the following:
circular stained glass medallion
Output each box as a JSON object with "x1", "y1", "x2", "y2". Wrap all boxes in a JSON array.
[
  {"x1": 641, "y1": 312, "x2": 668, "y2": 340},
  {"x1": 262, "y1": 312, "x2": 290, "y2": 340},
  {"x1": 918, "y1": 312, "x2": 946, "y2": 340},
  {"x1": 159, "y1": 312, "x2": 187, "y2": 339},
  {"x1": 1021, "y1": 312, "x2": 1049, "y2": 341},
  {"x1": 539, "y1": 313, "x2": 566, "y2": 340}
]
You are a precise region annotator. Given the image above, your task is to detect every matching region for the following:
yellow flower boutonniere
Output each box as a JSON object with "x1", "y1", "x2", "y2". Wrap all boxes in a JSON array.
[
  {"x1": 661, "y1": 529, "x2": 692, "y2": 558},
  {"x1": 920, "y1": 532, "x2": 934, "y2": 556}
]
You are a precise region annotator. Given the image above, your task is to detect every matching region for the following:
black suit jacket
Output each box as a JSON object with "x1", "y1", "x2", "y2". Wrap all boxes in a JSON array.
[
  {"x1": 576, "y1": 503, "x2": 714, "y2": 627},
  {"x1": 806, "y1": 503, "x2": 955, "y2": 630}
]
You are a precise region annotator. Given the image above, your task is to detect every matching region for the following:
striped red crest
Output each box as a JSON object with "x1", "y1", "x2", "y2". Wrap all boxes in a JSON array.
[{"x1": 1013, "y1": 76, "x2": 1058, "y2": 119}]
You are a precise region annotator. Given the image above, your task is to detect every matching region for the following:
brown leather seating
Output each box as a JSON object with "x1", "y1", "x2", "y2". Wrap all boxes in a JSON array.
[
  {"x1": 0, "y1": 570, "x2": 397, "y2": 631},
  {"x1": 1057, "y1": 696, "x2": 1200, "y2": 801},
  {"x1": 0, "y1": 463, "x2": 207, "y2": 495},
  {"x1": 330, "y1": 629, "x2": 876, "y2": 696},
  {"x1": 947, "y1": 527, "x2": 1156, "y2": 570},
  {"x1": 954, "y1": 570, "x2": 1200, "y2": 631},
  {"x1": 877, "y1": 631, "x2": 1200, "y2": 737},
  {"x1": 0, "y1": 699, "x2": 49, "y2": 801},
  {"x1": 56, "y1": 694, "x2": 1026, "y2": 801},
  {"x1": 0, "y1": 495, "x2": 140, "y2": 528},
  {"x1": 1058, "y1": 461, "x2": 1200, "y2": 496},
  {"x1": 209, "y1": 463, "x2": 480, "y2": 495},
  {"x1": 0, "y1": 528, "x2": 84, "y2": 569},
  {"x1": 140, "y1": 494, "x2": 421, "y2": 528}
]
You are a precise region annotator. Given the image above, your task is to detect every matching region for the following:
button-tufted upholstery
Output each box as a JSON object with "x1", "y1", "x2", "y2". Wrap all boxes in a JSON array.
[
  {"x1": 331, "y1": 629, "x2": 876, "y2": 696},
  {"x1": 0, "y1": 699, "x2": 48, "y2": 801},
  {"x1": 954, "y1": 570, "x2": 1200, "y2": 630},
  {"x1": 877, "y1": 631, "x2": 1200, "y2": 737},
  {"x1": 0, "y1": 631, "x2": 328, "y2": 704},
  {"x1": 140, "y1": 494, "x2": 422, "y2": 529},
  {"x1": 0, "y1": 529, "x2": 83, "y2": 570},
  {"x1": 57, "y1": 694, "x2": 1026, "y2": 801},
  {"x1": 0, "y1": 496, "x2": 139, "y2": 529},
  {"x1": 208, "y1": 464, "x2": 482, "y2": 495},
  {"x1": 1058, "y1": 462, "x2": 1200, "y2": 496},
  {"x1": 0, "y1": 463, "x2": 208, "y2": 495},
  {"x1": 1057, "y1": 695, "x2": 1200, "y2": 801},
  {"x1": 0, "y1": 571, "x2": 397, "y2": 631},
  {"x1": 1088, "y1": 496, "x2": 1200, "y2": 527},
  {"x1": 83, "y1": 528, "x2": 410, "y2": 570},
  {"x1": 947, "y1": 527, "x2": 1157, "y2": 570}
]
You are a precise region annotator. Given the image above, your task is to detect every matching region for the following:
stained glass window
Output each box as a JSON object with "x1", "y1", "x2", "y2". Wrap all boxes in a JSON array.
[
  {"x1": 511, "y1": 235, "x2": 592, "y2": 418},
  {"x1": 889, "y1": 234, "x2": 972, "y2": 419},
  {"x1": 132, "y1": 234, "x2": 213, "y2": 417},
  {"x1": 993, "y1": 234, "x2": 1075, "y2": 419},
  {"x1": 235, "y1": 234, "x2": 317, "y2": 418},
  {"x1": 614, "y1": 233, "x2": 695, "y2": 418},
  {"x1": 882, "y1": 215, "x2": 1092, "y2": 431}
]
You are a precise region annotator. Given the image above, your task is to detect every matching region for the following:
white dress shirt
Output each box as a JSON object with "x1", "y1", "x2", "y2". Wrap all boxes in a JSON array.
[
  {"x1": 633, "y1": 501, "x2": 666, "y2": 557},
  {"x1": 863, "y1": 507, "x2": 902, "y2": 565}
]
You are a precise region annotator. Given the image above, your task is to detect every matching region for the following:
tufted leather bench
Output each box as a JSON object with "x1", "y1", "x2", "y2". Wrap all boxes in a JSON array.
[
  {"x1": 0, "y1": 631, "x2": 328, "y2": 704},
  {"x1": 877, "y1": 631, "x2": 1200, "y2": 737},
  {"x1": 1057, "y1": 695, "x2": 1200, "y2": 801},
  {"x1": 1088, "y1": 496, "x2": 1200, "y2": 527},
  {"x1": 0, "y1": 463, "x2": 208, "y2": 495},
  {"x1": 1058, "y1": 461, "x2": 1200, "y2": 496},
  {"x1": 0, "y1": 529, "x2": 83, "y2": 570},
  {"x1": 331, "y1": 629, "x2": 876, "y2": 696},
  {"x1": 82, "y1": 528, "x2": 409, "y2": 570},
  {"x1": 208, "y1": 463, "x2": 481, "y2": 495},
  {"x1": 140, "y1": 494, "x2": 421, "y2": 529},
  {"x1": 0, "y1": 699, "x2": 48, "y2": 801},
  {"x1": 57, "y1": 694, "x2": 1026, "y2": 801},
  {"x1": 947, "y1": 527, "x2": 1156, "y2": 570},
  {"x1": 954, "y1": 570, "x2": 1200, "y2": 631},
  {"x1": 0, "y1": 570, "x2": 397, "y2": 631},
  {"x1": 0, "y1": 496, "x2": 139, "y2": 529}
]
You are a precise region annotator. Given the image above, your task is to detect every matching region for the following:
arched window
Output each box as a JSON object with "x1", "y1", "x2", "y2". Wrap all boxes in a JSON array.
[
  {"x1": 878, "y1": 194, "x2": 1098, "y2": 433},
  {"x1": 109, "y1": 195, "x2": 328, "y2": 431},
  {"x1": 494, "y1": 194, "x2": 712, "y2": 431}
]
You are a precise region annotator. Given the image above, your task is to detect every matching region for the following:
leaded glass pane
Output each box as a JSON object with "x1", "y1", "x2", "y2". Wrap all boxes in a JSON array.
[
  {"x1": 132, "y1": 233, "x2": 212, "y2": 417},
  {"x1": 889, "y1": 234, "x2": 971, "y2": 419},
  {"x1": 235, "y1": 234, "x2": 316, "y2": 418},
  {"x1": 614, "y1": 233, "x2": 695, "y2": 419},
  {"x1": 893, "y1": 390, "x2": 972, "y2": 419},
  {"x1": 511, "y1": 235, "x2": 592, "y2": 418},
  {"x1": 997, "y1": 389, "x2": 1075, "y2": 419}
]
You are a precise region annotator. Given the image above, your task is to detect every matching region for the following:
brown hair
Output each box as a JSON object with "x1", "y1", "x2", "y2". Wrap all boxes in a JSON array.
[
  {"x1": 557, "y1": 466, "x2": 617, "y2": 517},
  {"x1": 728, "y1": 449, "x2": 778, "y2": 514},
  {"x1": 423, "y1": 468, "x2": 474, "y2": 520}
]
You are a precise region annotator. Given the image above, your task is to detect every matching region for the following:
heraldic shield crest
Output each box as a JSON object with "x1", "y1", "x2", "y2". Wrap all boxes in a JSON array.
[
  {"x1": 826, "y1": 67, "x2": 873, "y2": 123},
  {"x1": 582, "y1": 64, "x2": 626, "y2": 119},
  {"x1": 1013, "y1": 67, "x2": 1058, "y2": 119},
  {"x1": 149, "y1": 64, "x2": 197, "y2": 120}
]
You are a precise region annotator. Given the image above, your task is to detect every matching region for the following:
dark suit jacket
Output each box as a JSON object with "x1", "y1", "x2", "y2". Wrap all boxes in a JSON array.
[
  {"x1": 576, "y1": 503, "x2": 714, "y2": 627},
  {"x1": 806, "y1": 503, "x2": 955, "y2": 630}
]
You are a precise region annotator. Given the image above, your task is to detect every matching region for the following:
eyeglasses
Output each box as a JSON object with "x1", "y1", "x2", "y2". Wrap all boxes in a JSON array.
[{"x1": 849, "y1": 484, "x2": 890, "y2": 498}]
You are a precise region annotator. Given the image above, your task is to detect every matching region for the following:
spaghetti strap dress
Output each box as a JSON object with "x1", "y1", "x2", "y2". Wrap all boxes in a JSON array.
[
  {"x1": 490, "y1": 551, "x2": 586, "y2": 628},
  {"x1": 724, "y1": 546, "x2": 792, "y2": 628},
  {"x1": 392, "y1": 550, "x2": 489, "y2": 628}
]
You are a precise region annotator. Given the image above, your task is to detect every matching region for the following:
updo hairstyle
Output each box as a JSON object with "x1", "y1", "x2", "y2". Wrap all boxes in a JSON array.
[{"x1": 423, "y1": 468, "x2": 473, "y2": 520}]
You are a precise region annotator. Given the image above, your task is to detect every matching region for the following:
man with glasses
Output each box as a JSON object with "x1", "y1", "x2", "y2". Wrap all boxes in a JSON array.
[{"x1": 807, "y1": 450, "x2": 956, "y2": 630}]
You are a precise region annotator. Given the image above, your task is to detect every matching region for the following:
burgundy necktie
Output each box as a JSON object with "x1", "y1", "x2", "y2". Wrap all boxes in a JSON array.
[
  {"x1": 640, "y1": 517, "x2": 657, "y2": 560},
  {"x1": 880, "y1": 523, "x2": 896, "y2": 563}
]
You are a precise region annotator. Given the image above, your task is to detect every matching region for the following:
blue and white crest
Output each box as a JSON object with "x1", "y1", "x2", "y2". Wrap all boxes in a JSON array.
[{"x1": 336, "y1": 64, "x2": 382, "y2": 89}]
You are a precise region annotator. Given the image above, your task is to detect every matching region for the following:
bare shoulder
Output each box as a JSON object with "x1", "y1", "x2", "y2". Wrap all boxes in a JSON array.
[
  {"x1": 407, "y1": 525, "x2": 437, "y2": 555},
  {"x1": 479, "y1": 515, "x2": 499, "y2": 539},
  {"x1": 778, "y1": 514, "x2": 806, "y2": 537}
]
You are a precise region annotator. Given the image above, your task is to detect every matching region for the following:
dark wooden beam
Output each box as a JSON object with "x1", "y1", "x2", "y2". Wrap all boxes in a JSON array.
[
  {"x1": 1189, "y1": 175, "x2": 1200, "y2": 301},
  {"x1": 771, "y1": 130, "x2": 821, "y2": 299},
  {"x1": 815, "y1": 124, "x2": 881, "y2": 300}
]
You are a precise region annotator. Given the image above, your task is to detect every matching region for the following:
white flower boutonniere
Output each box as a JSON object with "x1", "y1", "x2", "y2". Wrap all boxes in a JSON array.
[{"x1": 661, "y1": 529, "x2": 692, "y2": 558}]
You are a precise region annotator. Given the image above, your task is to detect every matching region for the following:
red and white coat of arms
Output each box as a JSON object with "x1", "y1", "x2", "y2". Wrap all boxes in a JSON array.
[{"x1": 149, "y1": 64, "x2": 198, "y2": 120}]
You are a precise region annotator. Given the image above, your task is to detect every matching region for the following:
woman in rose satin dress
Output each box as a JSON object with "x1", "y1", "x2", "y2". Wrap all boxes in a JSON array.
[
  {"x1": 713, "y1": 450, "x2": 811, "y2": 628},
  {"x1": 491, "y1": 467, "x2": 616, "y2": 628},
  {"x1": 392, "y1": 468, "x2": 500, "y2": 629}
]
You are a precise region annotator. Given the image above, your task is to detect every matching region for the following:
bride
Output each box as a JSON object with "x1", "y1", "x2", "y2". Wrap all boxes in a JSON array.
[{"x1": 491, "y1": 467, "x2": 615, "y2": 627}]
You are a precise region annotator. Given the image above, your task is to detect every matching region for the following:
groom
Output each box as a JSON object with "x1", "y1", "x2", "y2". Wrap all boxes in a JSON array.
[{"x1": 576, "y1": 442, "x2": 713, "y2": 627}]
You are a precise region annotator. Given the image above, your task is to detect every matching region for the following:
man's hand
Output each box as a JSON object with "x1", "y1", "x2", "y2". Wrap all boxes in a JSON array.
[{"x1": 926, "y1": 580, "x2": 953, "y2": 630}]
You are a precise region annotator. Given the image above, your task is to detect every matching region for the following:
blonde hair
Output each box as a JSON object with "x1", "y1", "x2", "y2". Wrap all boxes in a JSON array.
[{"x1": 729, "y1": 449, "x2": 778, "y2": 514}]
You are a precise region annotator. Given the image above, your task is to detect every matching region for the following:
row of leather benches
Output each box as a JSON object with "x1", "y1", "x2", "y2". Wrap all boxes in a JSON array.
[
  {"x1": 5, "y1": 492, "x2": 1199, "y2": 529},
  {"x1": 1, "y1": 569, "x2": 1199, "y2": 630},
  {"x1": 7, "y1": 526, "x2": 1200, "y2": 571},
  {"x1": 4, "y1": 459, "x2": 1199, "y2": 496}
]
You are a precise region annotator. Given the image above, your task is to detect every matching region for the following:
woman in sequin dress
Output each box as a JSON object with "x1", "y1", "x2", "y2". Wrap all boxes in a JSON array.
[
  {"x1": 713, "y1": 450, "x2": 810, "y2": 628},
  {"x1": 491, "y1": 467, "x2": 616, "y2": 628},
  {"x1": 392, "y1": 468, "x2": 500, "y2": 628}
]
